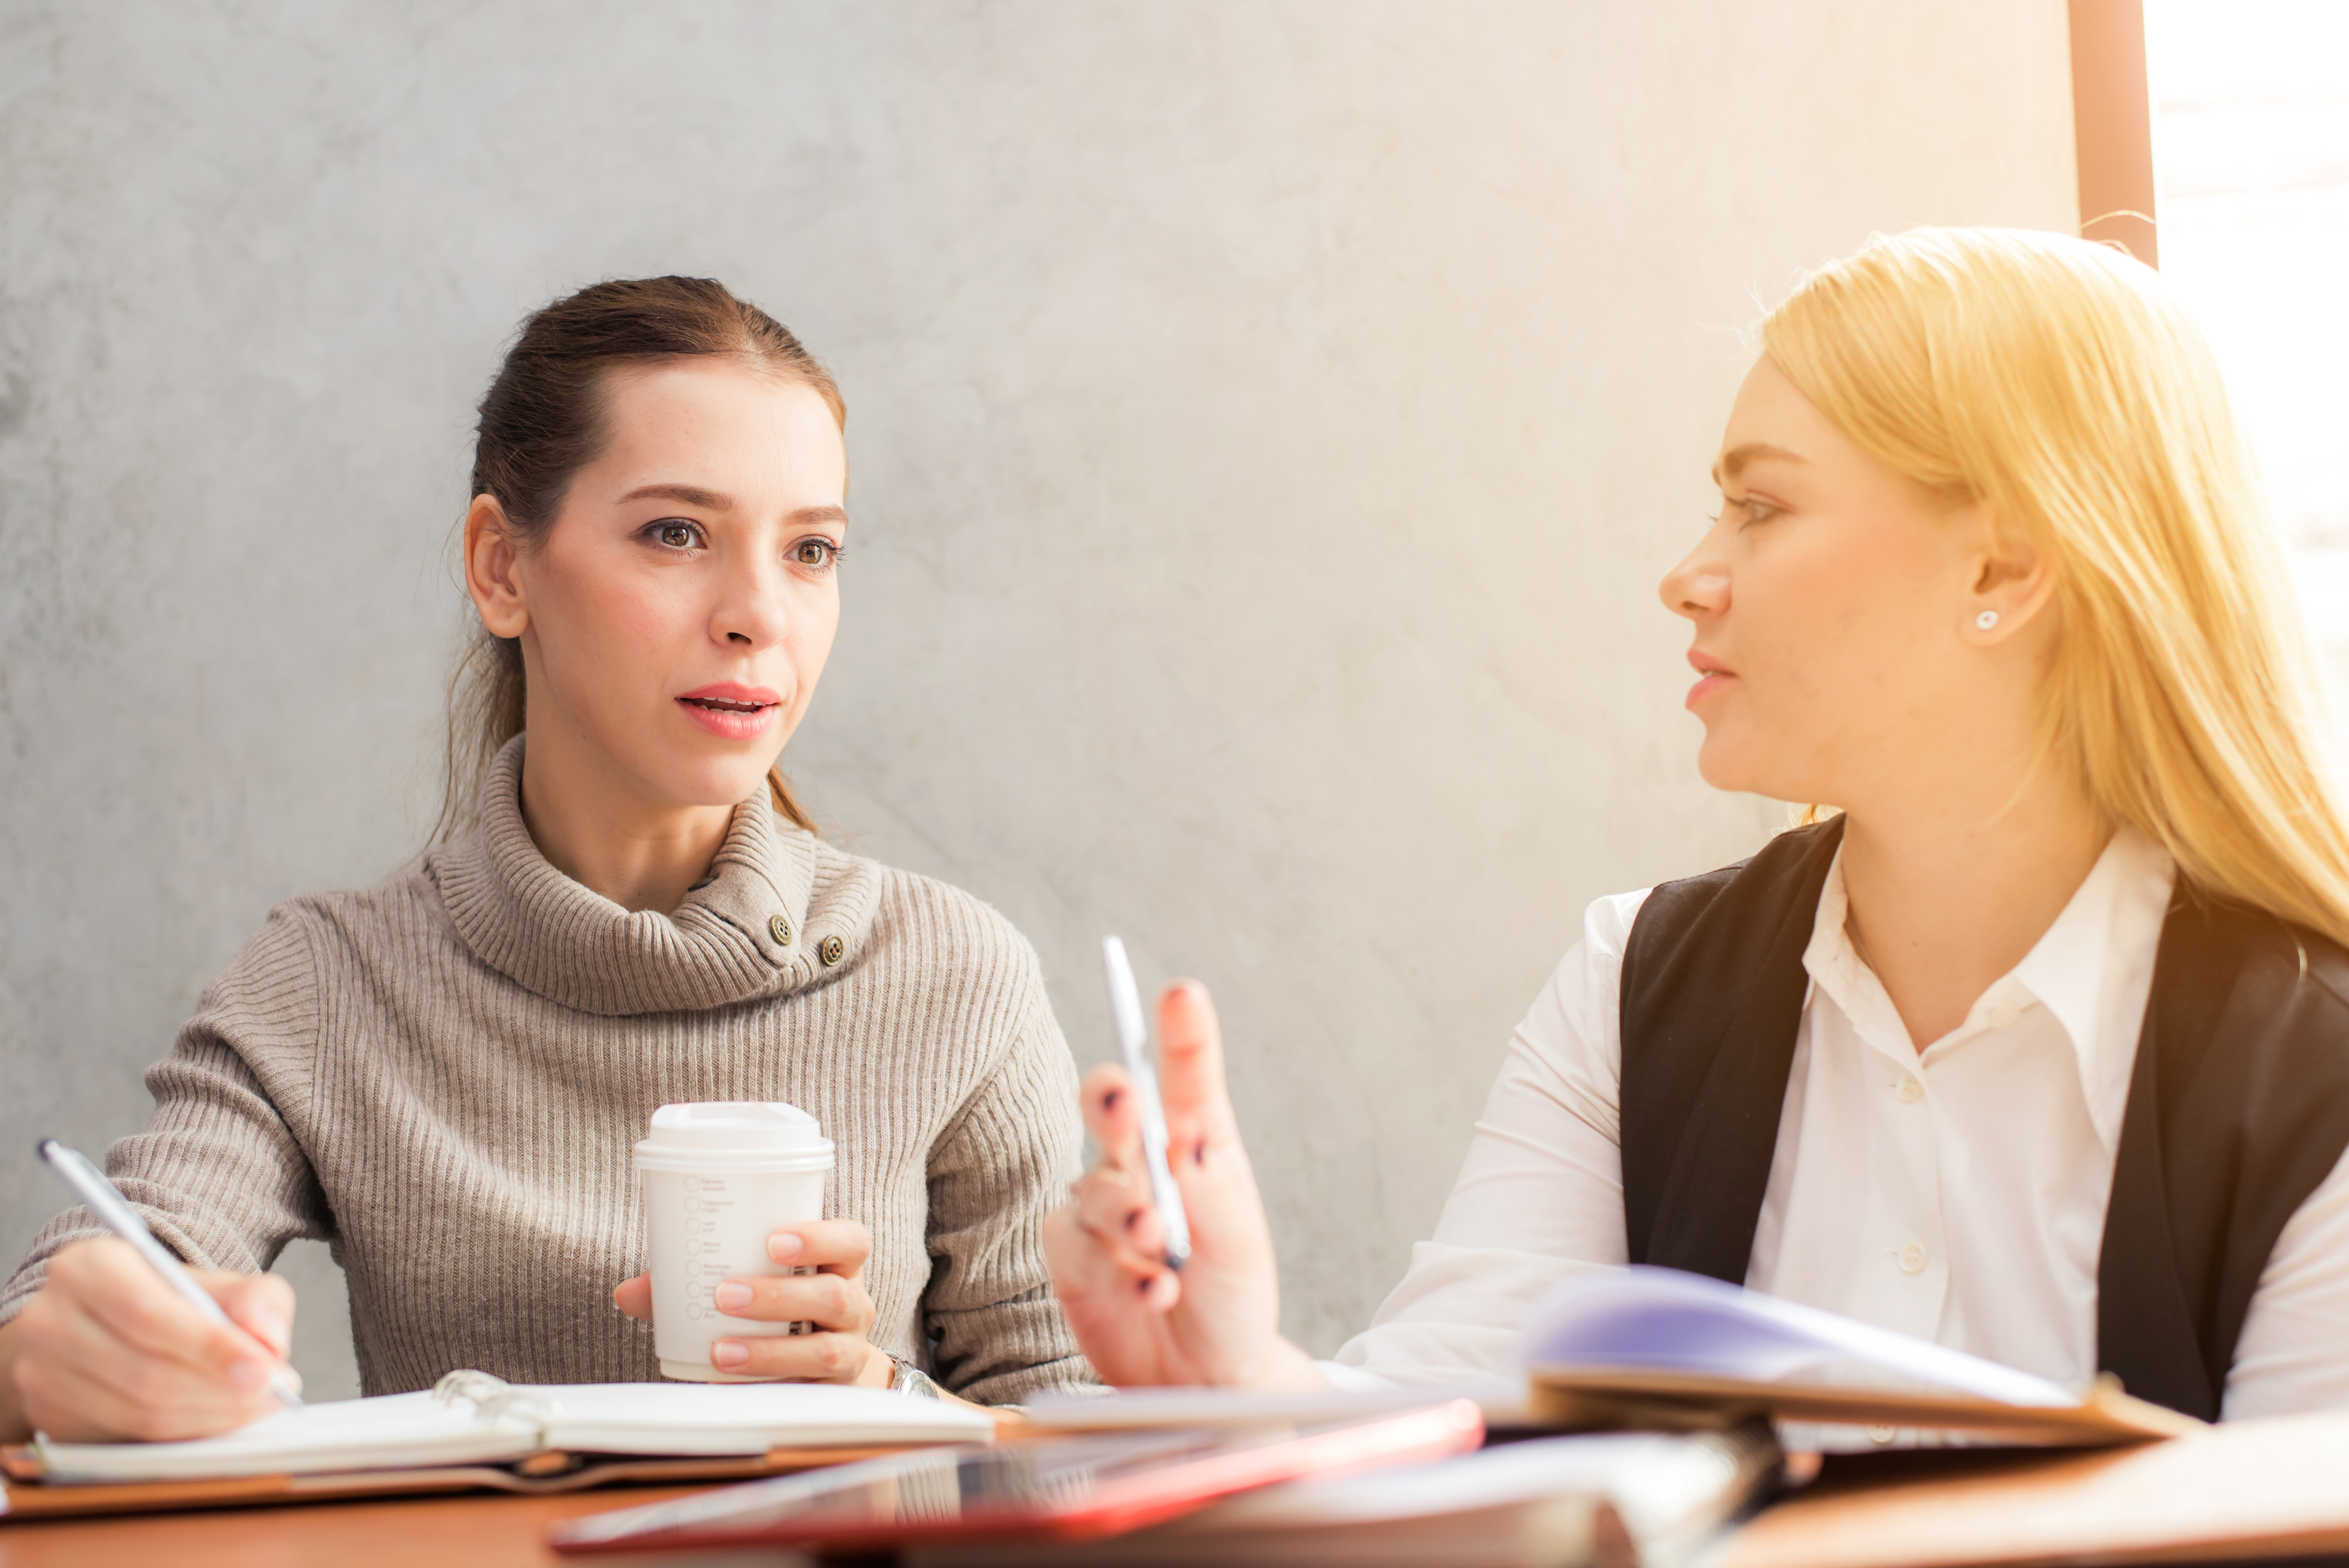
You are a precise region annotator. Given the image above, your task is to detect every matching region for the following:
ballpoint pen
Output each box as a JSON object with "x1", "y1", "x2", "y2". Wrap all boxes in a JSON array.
[{"x1": 1100, "y1": 936, "x2": 1194, "y2": 1271}]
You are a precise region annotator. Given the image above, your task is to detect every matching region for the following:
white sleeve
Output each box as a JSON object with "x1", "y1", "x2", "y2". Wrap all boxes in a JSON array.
[
  {"x1": 1328, "y1": 889, "x2": 1648, "y2": 1388},
  {"x1": 2220, "y1": 1141, "x2": 2349, "y2": 1418}
]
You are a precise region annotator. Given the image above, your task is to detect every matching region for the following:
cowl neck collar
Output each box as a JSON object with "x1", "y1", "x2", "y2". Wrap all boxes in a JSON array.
[{"x1": 429, "y1": 738, "x2": 836, "y2": 1017}]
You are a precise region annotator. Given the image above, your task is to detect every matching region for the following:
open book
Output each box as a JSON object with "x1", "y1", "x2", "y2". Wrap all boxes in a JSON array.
[
  {"x1": 1521, "y1": 1267, "x2": 2198, "y2": 1445},
  {"x1": 0, "y1": 1370, "x2": 993, "y2": 1519}
]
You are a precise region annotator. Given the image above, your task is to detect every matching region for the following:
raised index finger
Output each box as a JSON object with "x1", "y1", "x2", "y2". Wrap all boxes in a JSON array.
[{"x1": 1155, "y1": 979, "x2": 1238, "y2": 1148}]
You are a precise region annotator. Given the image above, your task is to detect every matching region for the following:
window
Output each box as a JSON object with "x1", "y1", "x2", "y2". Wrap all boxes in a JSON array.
[{"x1": 2146, "y1": 1, "x2": 2349, "y2": 705}]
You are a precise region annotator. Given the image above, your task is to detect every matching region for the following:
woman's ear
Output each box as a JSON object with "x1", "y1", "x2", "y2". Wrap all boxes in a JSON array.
[
  {"x1": 1963, "y1": 510, "x2": 2056, "y2": 643},
  {"x1": 464, "y1": 494, "x2": 530, "y2": 639}
]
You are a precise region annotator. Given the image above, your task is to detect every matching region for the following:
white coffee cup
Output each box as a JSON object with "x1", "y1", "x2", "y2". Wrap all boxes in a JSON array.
[{"x1": 634, "y1": 1101, "x2": 836, "y2": 1383}]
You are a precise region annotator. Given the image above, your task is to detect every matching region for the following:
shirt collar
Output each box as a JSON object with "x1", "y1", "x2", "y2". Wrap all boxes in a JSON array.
[
  {"x1": 1802, "y1": 824, "x2": 2176, "y2": 1152},
  {"x1": 2008, "y1": 827, "x2": 2175, "y2": 1150}
]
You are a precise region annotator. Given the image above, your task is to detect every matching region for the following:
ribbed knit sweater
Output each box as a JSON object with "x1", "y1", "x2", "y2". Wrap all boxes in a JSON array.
[{"x1": 0, "y1": 741, "x2": 1091, "y2": 1404}]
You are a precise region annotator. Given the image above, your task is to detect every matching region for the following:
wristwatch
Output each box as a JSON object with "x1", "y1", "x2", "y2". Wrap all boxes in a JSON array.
[{"x1": 886, "y1": 1352, "x2": 941, "y2": 1399}]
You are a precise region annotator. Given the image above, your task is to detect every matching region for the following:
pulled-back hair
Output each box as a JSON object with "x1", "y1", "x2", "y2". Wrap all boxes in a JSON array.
[
  {"x1": 437, "y1": 276, "x2": 843, "y2": 843},
  {"x1": 1763, "y1": 227, "x2": 2349, "y2": 948}
]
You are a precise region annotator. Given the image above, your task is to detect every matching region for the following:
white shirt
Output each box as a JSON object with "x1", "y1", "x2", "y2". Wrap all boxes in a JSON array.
[{"x1": 1330, "y1": 829, "x2": 2349, "y2": 1420}]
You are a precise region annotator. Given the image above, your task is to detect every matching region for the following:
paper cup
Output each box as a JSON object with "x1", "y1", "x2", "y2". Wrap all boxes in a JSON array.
[{"x1": 634, "y1": 1101, "x2": 836, "y2": 1383}]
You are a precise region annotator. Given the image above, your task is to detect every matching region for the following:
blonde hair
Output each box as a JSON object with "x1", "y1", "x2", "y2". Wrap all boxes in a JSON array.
[{"x1": 1762, "y1": 226, "x2": 2349, "y2": 948}]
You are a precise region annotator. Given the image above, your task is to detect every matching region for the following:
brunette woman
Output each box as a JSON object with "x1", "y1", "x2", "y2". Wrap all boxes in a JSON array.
[
  {"x1": 0, "y1": 278, "x2": 1088, "y2": 1441},
  {"x1": 1048, "y1": 228, "x2": 2349, "y2": 1427}
]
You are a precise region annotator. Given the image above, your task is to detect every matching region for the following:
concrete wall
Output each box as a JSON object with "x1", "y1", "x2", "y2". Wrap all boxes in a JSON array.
[{"x1": 0, "y1": 2, "x2": 2077, "y2": 1399}]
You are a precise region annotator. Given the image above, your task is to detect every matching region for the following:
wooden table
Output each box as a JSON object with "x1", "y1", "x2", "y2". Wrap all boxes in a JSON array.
[
  {"x1": 17, "y1": 1415, "x2": 2349, "y2": 1568},
  {"x1": 1712, "y1": 1415, "x2": 2349, "y2": 1568},
  {"x1": 0, "y1": 1486, "x2": 731, "y2": 1568}
]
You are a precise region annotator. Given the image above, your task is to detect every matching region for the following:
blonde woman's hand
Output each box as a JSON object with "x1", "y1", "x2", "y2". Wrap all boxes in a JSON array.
[
  {"x1": 0, "y1": 1237, "x2": 301, "y2": 1443},
  {"x1": 613, "y1": 1220, "x2": 892, "y2": 1387},
  {"x1": 1043, "y1": 980, "x2": 1327, "y2": 1390}
]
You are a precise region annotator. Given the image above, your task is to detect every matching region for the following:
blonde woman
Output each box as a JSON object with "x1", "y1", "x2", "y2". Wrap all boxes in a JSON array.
[{"x1": 1046, "y1": 227, "x2": 2349, "y2": 1425}]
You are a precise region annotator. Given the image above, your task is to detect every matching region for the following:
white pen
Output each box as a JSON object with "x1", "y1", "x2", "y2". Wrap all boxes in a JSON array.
[
  {"x1": 36, "y1": 1139, "x2": 305, "y2": 1413},
  {"x1": 1100, "y1": 936, "x2": 1193, "y2": 1271}
]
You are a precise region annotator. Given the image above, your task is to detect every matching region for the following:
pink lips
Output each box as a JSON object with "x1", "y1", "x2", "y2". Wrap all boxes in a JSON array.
[
  {"x1": 1684, "y1": 651, "x2": 1734, "y2": 709},
  {"x1": 677, "y1": 682, "x2": 783, "y2": 741}
]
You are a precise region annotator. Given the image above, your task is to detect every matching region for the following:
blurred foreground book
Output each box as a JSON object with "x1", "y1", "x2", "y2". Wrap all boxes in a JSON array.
[
  {"x1": 1520, "y1": 1267, "x2": 2194, "y2": 1446},
  {"x1": 903, "y1": 1425, "x2": 1780, "y2": 1568}
]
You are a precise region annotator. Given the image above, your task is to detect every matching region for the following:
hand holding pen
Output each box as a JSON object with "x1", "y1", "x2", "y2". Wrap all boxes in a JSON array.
[
  {"x1": 1041, "y1": 944, "x2": 1327, "y2": 1391},
  {"x1": 0, "y1": 1141, "x2": 303, "y2": 1444}
]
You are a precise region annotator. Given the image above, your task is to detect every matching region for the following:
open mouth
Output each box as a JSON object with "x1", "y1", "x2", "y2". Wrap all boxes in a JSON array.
[{"x1": 677, "y1": 687, "x2": 784, "y2": 739}]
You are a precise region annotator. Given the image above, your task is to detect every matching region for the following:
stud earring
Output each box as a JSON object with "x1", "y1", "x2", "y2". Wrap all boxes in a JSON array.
[{"x1": 1975, "y1": 610, "x2": 2000, "y2": 632}]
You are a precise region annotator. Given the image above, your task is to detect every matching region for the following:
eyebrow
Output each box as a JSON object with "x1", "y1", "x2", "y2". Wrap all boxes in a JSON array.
[
  {"x1": 1711, "y1": 443, "x2": 1807, "y2": 487},
  {"x1": 617, "y1": 484, "x2": 849, "y2": 529},
  {"x1": 619, "y1": 483, "x2": 735, "y2": 509}
]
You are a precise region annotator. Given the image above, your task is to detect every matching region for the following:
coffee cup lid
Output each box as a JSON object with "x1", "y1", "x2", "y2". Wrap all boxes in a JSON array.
[{"x1": 633, "y1": 1101, "x2": 836, "y2": 1171}]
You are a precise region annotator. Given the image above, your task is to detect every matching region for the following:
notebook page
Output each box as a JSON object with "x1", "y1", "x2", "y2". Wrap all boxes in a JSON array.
[
  {"x1": 31, "y1": 1378, "x2": 999, "y2": 1484},
  {"x1": 531, "y1": 1382, "x2": 994, "y2": 1452},
  {"x1": 34, "y1": 1390, "x2": 537, "y2": 1482}
]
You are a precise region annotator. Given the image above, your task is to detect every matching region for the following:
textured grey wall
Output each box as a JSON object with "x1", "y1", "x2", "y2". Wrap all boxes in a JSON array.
[{"x1": 0, "y1": 3, "x2": 2076, "y2": 1401}]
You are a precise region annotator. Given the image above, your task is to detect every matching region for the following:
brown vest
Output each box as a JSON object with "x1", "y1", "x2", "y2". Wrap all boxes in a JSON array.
[{"x1": 1617, "y1": 818, "x2": 2349, "y2": 1420}]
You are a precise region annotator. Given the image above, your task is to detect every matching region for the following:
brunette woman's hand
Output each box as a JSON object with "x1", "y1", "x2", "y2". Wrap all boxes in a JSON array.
[
  {"x1": 1042, "y1": 980, "x2": 1328, "y2": 1390},
  {"x1": 0, "y1": 1237, "x2": 301, "y2": 1443},
  {"x1": 613, "y1": 1220, "x2": 891, "y2": 1387}
]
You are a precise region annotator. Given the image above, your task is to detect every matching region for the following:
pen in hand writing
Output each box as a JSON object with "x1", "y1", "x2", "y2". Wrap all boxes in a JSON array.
[{"x1": 35, "y1": 1139, "x2": 305, "y2": 1415}]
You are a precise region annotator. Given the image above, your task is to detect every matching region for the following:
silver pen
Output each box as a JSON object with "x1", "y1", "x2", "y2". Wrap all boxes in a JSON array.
[
  {"x1": 1100, "y1": 937, "x2": 1193, "y2": 1271},
  {"x1": 36, "y1": 1139, "x2": 305, "y2": 1413}
]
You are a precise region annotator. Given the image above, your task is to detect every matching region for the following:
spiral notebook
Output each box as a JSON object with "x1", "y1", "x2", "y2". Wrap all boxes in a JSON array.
[{"x1": 0, "y1": 1370, "x2": 995, "y2": 1520}]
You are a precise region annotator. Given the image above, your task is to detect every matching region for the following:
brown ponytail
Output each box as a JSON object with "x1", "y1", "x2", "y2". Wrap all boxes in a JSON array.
[{"x1": 434, "y1": 276, "x2": 843, "y2": 843}]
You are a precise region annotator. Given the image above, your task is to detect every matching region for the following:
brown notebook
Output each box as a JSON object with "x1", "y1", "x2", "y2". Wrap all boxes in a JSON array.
[
  {"x1": 0, "y1": 1443, "x2": 927, "y2": 1520},
  {"x1": 0, "y1": 1370, "x2": 999, "y2": 1521}
]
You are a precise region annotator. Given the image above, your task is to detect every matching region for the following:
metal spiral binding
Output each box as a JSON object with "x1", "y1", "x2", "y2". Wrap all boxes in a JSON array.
[{"x1": 432, "y1": 1369, "x2": 560, "y2": 1440}]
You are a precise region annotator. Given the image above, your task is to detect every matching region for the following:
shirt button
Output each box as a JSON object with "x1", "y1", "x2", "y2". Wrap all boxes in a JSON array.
[
  {"x1": 1987, "y1": 1004, "x2": 2020, "y2": 1029},
  {"x1": 1897, "y1": 1240, "x2": 1928, "y2": 1275},
  {"x1": 768, "y1": 914, "x2": 795, "y2": 946},
  {"x1": 1896, "y1": 1075, "x2": 1923, "y2": 1103},
  {"x1": 1868, "y1": 1424, "x2": 1898, "y2": 1445}
]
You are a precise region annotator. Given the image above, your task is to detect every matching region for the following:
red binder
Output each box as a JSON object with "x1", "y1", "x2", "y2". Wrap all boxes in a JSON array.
[{"x1": 547, "y1": 1399, "x2": 1486, "y2": 1555}]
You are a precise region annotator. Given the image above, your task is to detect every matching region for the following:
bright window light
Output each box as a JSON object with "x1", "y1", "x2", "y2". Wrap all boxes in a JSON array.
[{"x1": 2147, "y1": 0, "x2": 2349, "y2": 705}]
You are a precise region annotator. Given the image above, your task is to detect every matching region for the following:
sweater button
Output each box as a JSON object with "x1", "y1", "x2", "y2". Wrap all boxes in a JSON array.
[
  {"x1": 820, "y1": 934, "x2": 846, "y2": 967},
  {"x1": 768, "y1": 914, "x2": 794, "y2": 946}
]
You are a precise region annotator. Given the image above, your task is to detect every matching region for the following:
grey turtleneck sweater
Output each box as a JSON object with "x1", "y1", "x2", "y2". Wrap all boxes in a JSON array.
[{"x1": 1, "y1": 741, "x2": 1091, "y2": 1404}]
